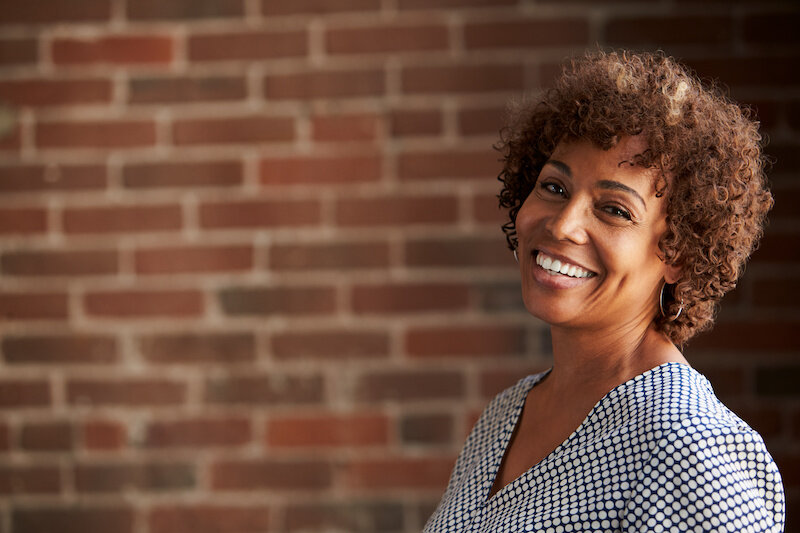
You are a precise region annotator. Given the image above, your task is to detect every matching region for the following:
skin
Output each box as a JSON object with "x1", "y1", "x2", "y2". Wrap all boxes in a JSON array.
[{"x1": 489, "y1": 136, "x2": 687, "y2": 499}]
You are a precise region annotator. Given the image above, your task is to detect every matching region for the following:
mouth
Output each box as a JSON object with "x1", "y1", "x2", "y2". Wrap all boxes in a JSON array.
[{"x1": 534, "y1": 250, "x2": 597, "y2": 279}]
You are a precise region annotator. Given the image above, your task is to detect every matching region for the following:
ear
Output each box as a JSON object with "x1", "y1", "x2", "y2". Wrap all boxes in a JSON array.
[{"x1": 663, "y1": 262, "x2": 682, "y2": 285}]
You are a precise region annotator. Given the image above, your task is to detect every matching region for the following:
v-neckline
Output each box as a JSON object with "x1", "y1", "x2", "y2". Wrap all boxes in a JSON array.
[{"x1": 484, "y1": 362, "x2": 691, "y2": 507}]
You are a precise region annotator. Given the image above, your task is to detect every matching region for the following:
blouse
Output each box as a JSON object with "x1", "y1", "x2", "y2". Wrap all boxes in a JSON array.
[{"x1": 423, "y1": 362, "x2": 785, "y2": 532}]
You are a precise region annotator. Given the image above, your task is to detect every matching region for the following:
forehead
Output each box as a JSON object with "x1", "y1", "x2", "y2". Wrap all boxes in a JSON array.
[{"x1": 548, "y1": 136, "x2": 663, "y2": 195}]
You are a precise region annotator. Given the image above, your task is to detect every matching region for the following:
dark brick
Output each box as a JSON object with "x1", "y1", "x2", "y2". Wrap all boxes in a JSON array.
[
  {"x1": 400, "y1": 413, "x2": 453, "y2": 445},
  {"x1": 219, "y1": 286, "x2": 336, "y2": 316},
  {"x1": 284, "y1": 501, "x2": 404, "y2": 533},
  {"x1": 129, "y1": 76, "x2": 246, "y2": 104},
  {"x1": 128, "y1": 0, "x2": 244, "y2": 20},
  {"x1": 21, "y1": 421, "x2": 73, "y2": 451},
  {"x1": 1, "y1": 250, "x2": 118, "y2": 277},
  {"x1": 75, "y1": 462, "x2": 195, "y2": 492},
  {"x1": 756, "y1": 365, "x2": 800, "y2": 396},
  {"x1": 205, "y1": 374, "x2": 324, "y2": 405},
  {"x1": 212, "y1": 459, "x2": 332, "y2": 490},
  {"x1": 139, "y1": 333, "x2": 255, "y2": 365},
  {"x1": 0, "y1": 0, "x2": 110, "y2": 25},
  {"x1": 354, "y1": 370, "x2": 464, "y2": 402},
  {"x1": 3, "y1": 335, "x2": 117, "y2": 365}
]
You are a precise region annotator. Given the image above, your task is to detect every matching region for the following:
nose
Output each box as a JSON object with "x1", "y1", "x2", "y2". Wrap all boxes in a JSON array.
[{"x1": 544, "y1": 198, "x2": 589, "y2": 244}]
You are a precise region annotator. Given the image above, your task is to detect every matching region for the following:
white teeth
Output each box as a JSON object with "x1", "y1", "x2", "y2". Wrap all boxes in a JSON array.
[{"x1": 535, "y1": 251, "x2": 594, "y2": 279}]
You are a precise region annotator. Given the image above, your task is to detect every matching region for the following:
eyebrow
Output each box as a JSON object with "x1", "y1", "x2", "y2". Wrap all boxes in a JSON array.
[{"x1": 543, "y1": 159, "x2": 647, "y2": 209}]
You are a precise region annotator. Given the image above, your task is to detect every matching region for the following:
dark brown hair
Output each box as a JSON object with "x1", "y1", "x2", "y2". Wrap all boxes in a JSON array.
[{"x1": 498, "y1": 50, "x2": 773, "y2": 345}]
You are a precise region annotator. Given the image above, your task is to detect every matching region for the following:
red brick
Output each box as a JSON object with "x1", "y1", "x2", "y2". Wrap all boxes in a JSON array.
[
  {"x1": 400, "y1": 413, "x2": 454, "y2": 445},
  {"x1": 685, "y1": 55, "x2": 800, "y2": 88},
  {"x1": 220, "y1": 286, "x2": 335, "y2": 316},
  {"x1": 83, "y1": 420, "x2": 127, "y2": 450},
  {"x1": 405, "y1": 236, "x2": 512, "y2": 267},
  {"x1": 0, "y1": 79, "x2": 111, "y2": 107},
  {"x1": 75, "y1": 462, "x2": 195, "y2": 492},
  {"x1": 135, "y1": 244, "x2": 252, "y2": 274},
  {"x1": 326, "y1": 23, "x2": 448, "y2": 55},
  {"x1": 0, "y1": 123, "x2": 22, "y2": 153},
  {"x1": 123, "y1": 160, "x2": 242, "y2": 189},
  {"x1": 0, "y1": 466, "x2": 61, "y2": 495},
  {"x1": 262, "y1": 0, "x2": 380, "y2": 15},
  {"x1": 0, "y1": 207, "x2": 47, "y2": 234},
  {"x1": 284, "y1": 502, "x2": 403, "y2": 533},
  {"x1": 85, "y1": 289, "x2": 203, "y2": 318},
  {"x1": 0, "y1": 1, "x2": 110, "y2": 25},
  {"x1": 398, "y1": 148, "x2": 500, "y2": 180},
  {"x1": 465, "y1": 18, "x2": 588, "y2": 49},
  {"x1": 0, "y1": 38, "x2": 37, "y2": 65},
  {"x1": 199, "y1": 199, "x2": 321, "y2": 229},
  {"x1": 744, "y1": 12, "x2": 800, "y2": 44},
  {"x1": 205, "y1": 373, "x2": 324, "y2": 405},
  {"x1": 128, "y1": 0, "x2": 244, "y2": 20},
  {"x1": 0, "y1": 164, "x2": 106, "y2": 193},
  {"x1": 63, "y1": 204, "x2": 181, "y2": 234},
  {"x1": 21, "y1": 421, "x2": 73, "y2": 452},
  {"x1": 145, "y1": 417, "x2": 251, "y2": 448},
  {"x1": 335, "y1": 195, "x2": 458, "y2": 226},
  {"x1": 459, "y1": 106, "x2": 506, "y2": 136},
  {"x1": 189, "y1": 30, "x2": 307, "y2": 61},
  {"x1": 173, "y1": 116, "x2": 294, "y2": 145},
  {"x1": 1, "y1": 249, "x2": 118, "y2": 277},
  {"x1": 390, "y1": 108, "x2": 442, "y2": 137},
  {"x1": 269, "y1": 240, "x2": 390, "y2": 271},
  {"x1": 67, "y1": 379, "x2": 186, "y2": 407},
  {"x1": 271, "y1": 329, "x2": 390, "y2": 360},
  {"x1": 149, "y1": 505, "x2": 270, "y2": 533},
  {"x1": 129, "y1": 75, "x2": 246, "y2": 104},
  {"x1": 753, "y1": 277, "x2": 800, "y2": 307},
  {"x1": 342, "y1": 456, "x2": 452, "y2": 489},
  {"x1": 402, "y1": 64, "x2": 523, "y2": 94},
  {"x1": 139, "y1": 332, "x2": 256, "y2": 365},
  {"x1": 52, "y1": 35, "x2": 173, "y2": 66},
  {"x1": 407, "y1": 324, "x2": 525, "y2": 357},
  {"x1": 352, "y1": 282, "x2": 470, "y2": 314},
  {"x1": 0, "y1": 380, "x2": 51, "y2": 409},
  {"x1": 265, "y1": 68, "x2": 384, "y2": 100},
  {"x1": 690, "y1": 321, "x2": 800, "y2": 353},
  {"x1": 473, "y1": 192, "x2": 506, "y2": 224},
  {"x1": 2, "y1": 335, "x2": 117, "y2": 365},
  {"x1": 312, "y1": 113, "x2": 379, "y2": 141},
  {"x1": 267, "y1": 413, "x2": 388, "y2": 447},
  {"x1": 604, "y1": 16, "x2": 732, "y2": 45},
  {"x1": 753, "y1": 232, "x2": 800, "y2": 262},
  {"x1": 212, "y1": 459, "x2": 332, "y2": 490},
  {"x1": 354, "y1": 370, "x2": 464, "y2": 402},
  {"x1": 36, "y1": 120, "x2": 156, "y2": 149},
  {"x1": 0, "y1": 292, "x2": 68, "y2": 321},
  {"x1": 399, "y1": 0, "x2": 515, "y2": 8},
  {"x1": 260, "y1": 154, "x2": 381, "y2": 185}
]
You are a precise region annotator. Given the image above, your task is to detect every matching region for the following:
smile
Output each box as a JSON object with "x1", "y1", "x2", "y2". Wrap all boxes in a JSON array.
[{"x1": 535, "y1": 251, "x2": 596, "y2": 278}]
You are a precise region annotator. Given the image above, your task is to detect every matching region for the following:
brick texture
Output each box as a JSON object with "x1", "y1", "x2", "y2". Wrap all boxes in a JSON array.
[{"x1": 0, "y1": 2, "x2": 797, "y2": 532}]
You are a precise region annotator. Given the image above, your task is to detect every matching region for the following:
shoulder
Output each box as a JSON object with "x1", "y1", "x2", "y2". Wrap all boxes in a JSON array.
[{"x1": 623, "y1": 364, "x2": 785, "y2": 532}]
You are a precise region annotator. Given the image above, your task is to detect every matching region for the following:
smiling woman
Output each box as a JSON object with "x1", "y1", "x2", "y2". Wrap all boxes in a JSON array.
[{"x1": 423, "y1": 50, "x2": 784, "y2": 533}]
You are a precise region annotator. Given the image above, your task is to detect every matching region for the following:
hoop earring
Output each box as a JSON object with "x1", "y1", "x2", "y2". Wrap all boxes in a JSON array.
[
  {"x1": 659, "y1": 282, "x2": 683, "y2": 321},
  {"x1": 513, "y1": 249, "x2": 518, "y2": 263}
]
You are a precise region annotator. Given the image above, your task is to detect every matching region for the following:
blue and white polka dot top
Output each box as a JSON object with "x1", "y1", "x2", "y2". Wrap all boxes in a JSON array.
[{"x1": 424, "y1": 362, "x2": 785, "y2": 532}]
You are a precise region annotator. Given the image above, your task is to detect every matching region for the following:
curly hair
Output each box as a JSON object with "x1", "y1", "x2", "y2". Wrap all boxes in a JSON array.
[{"x1": 498, "y1": 49, "x2": 773, "y2": 346}]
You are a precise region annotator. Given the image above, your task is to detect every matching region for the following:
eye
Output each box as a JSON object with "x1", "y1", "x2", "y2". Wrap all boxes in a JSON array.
[
  {"x1": 539, "y1": 181, "x2": 566, "y2": 197},
  {"x1": 602, "y1": 205, "x2": 632, "y2": 220}
]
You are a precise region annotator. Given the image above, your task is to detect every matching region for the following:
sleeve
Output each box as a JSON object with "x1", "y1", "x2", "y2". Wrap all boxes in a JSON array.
[{"x1": 622, "y1": 421, "x2": 785, "y2": 533}]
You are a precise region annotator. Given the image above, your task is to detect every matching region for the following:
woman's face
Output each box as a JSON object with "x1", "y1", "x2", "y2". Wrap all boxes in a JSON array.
[{"x1": 515, "y1": 136, "x2": 679, "y2": 332}]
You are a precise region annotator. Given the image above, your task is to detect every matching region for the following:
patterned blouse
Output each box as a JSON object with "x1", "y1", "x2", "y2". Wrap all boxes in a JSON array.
[{"x1": 424, "y1": 362, "x2": 785, "y2": 532}]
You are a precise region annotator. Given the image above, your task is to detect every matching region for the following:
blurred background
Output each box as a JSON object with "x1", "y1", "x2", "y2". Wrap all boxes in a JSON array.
[{"x1": 0, "y1": 0, "x2": 797, "y2": 532}]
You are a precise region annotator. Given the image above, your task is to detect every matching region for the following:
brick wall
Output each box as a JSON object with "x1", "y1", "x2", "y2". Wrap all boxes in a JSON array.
[{"x1": 0, "y1": 1, "x2": 797, "y2": 532}]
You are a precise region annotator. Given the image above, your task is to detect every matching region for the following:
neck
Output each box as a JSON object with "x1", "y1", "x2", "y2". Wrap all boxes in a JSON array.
[{"x1": 546, "y1": 320, "x2": 685, "y2": 396}]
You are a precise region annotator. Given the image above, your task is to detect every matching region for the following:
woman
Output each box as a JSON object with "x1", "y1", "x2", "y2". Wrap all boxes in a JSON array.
[{"x1": 423, "y1": 50, "x2": 784, "y2": 532}]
